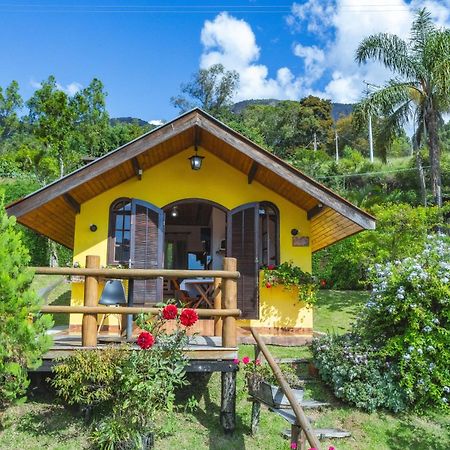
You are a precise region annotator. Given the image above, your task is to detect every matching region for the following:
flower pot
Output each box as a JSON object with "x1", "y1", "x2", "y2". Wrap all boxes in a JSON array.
[{"x1": 248, "y1": 379, "x2": 303, "y2": 409}]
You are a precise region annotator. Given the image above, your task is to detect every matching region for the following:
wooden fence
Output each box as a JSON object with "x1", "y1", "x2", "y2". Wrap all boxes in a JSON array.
[{"x1": 34, "y1": 255, "x2": 241, "y2": 348}]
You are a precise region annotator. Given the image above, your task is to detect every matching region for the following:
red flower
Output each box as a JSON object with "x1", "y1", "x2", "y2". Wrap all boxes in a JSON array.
[
  {"x1": 180, "y1": 308, "x2": 198, "y2": 327},
  {"x1": 320, "y1": 279, "x2": 327, "y2": 287},
  {"x1": 242, "y1": 356, "x2": 250, "y2": 364},
  {"x1": 265, "y1": 282, "x2": 272, "y2": 288},
  {"x1": 162, "y1": 304, "x2": 178, "y2": 320},
  {"x1": 137, "y1": 331, "x2": 154, "y2": 349},
  {"x1": 268, "y1": 264, "x2": 276, "y2": 270},
  {"x1": 255, "y1": 359, "x2": 261, "y2": 365}
]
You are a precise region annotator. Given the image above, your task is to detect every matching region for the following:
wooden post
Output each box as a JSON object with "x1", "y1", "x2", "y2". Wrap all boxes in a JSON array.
[
  {"x1": 213, "y1": 277, "x2": 222, "y2": 337},
  {"x1": 291, "y1": 425, "x2": 301, "y2": 450},
  {"x1": 250, "y1": 400, "x2": 261, "y2": 435},
  {"x1": 222, "y1": 257, "x2": 237, "y2": 348},
  {"x1": 82, "y1": 255, "x2": 100, "y2": 347},
  {"x1": 220, "y1": 257, "x2": 238, "y2": 433},
  {"x1": 220, "y1": 371, "x2": 236, "y2": 434}
]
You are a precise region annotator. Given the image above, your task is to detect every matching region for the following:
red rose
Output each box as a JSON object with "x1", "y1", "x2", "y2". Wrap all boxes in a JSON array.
[
  {"x1": 265, "y1": 282, "x2": 272, "y2": 288},
  {"x1": 162, "y1": 304, "x2": 178, "y2": 320},
  {"x1": 267, "y1": 264, "x2": 276, "y2": 270},
  {"x1": 137, "y1": 331, "x2": 154, "y2": 349},
  {"x1": 180, "y1": 308, "x2": 198, "y2": 327},
  {"x1": 242, "y1": 356, "x2": 250, "y2": 364}
]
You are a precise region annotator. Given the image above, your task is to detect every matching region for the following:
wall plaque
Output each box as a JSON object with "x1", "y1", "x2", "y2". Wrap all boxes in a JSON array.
[{"x1": 292, "y1": 236, "x2": 309, "y2": 247}]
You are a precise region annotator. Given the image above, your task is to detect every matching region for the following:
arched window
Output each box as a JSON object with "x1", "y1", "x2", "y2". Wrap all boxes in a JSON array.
[
  {"x1": 259, "y1": 202, "x2": 279, "y2": 267},
  {"x1": 108, "y1": 198, "x2": 132, "y2": 265}
]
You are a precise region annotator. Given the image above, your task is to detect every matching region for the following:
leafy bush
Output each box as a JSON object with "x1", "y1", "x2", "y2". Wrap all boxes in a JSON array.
[
  {"x1": 357, "y1": 234, "x2": 450, "y2": 410},
  {"x1": 311, "y1": 334, "x2": 408, "y2": 412},
  {"x1": 0, "y1": 195, "x2": 53, "y2": 420},
  {"x1": 52, "y1": 302, "x2": 196, "y2": 448},
  {"x1": 313, "y1": 234, "x2": 449, "y2": 412}
]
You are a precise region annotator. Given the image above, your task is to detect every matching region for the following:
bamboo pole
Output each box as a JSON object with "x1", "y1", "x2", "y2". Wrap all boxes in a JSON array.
[
  {"x1": 250, "y1": 327, "x2": 321, "y2": 450},
  {"x1": 222, "y1": 258, "x2": 237, "y2": 348},
  {"x1": 33, "y1": 267, "x2": 240, "y2": 279},
  {"x1": 213, "y1": 277, "x2": 223, "y2": 337},
  {"x1": 82, "y1": 255, "x2": 99, "y2": 347},
  {"x1": 40, "y1": 305, "x2": 241, "y2": 317}
]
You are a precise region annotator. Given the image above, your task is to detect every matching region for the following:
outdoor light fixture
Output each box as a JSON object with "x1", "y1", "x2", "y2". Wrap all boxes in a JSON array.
[
  {"x1": 89, "y1": 224, "x2": 98, "y2": 232},
  {"x1": 291, "y1": 228, "x2": 299, "y2": 236},
  {"x1": 171, "y1": 206, "x2": 179, "y2": 218},
  {"x1": 189, "y1": 146, "x2": 204, "y2": 170}
]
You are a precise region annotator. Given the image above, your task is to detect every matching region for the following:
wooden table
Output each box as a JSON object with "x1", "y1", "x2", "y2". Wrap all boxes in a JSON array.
[{"x1": 180, "y1": 278, "x2": 214, "y2": 308}]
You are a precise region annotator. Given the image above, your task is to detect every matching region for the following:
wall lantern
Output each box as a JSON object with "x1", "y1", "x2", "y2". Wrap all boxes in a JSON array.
[
  {"x1": 89, "y1": 224, "x2": 98, "y2": 232},
  {"x1": 188, "y1": 146, "x2": 204, "y2": 170},
  {"x1": 291, "y1": 228, "x2": 299, "y2": 236},
  {"x1": 171, "y1": 206, "x2": 179, "y2": 218}
]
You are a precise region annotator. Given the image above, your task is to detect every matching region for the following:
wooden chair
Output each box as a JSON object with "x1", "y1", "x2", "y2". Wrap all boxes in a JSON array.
[{"x1": 174, "y1": 289, "x2": 201, "y2": 309}]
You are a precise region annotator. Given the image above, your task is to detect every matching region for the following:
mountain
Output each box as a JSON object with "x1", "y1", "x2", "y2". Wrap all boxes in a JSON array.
[
  {"x1": 110, "y1": 117, "x2": 149, "y2": 127},
  {"x1": 231, "y1": 99, "x2": 354, "y2": 121}
]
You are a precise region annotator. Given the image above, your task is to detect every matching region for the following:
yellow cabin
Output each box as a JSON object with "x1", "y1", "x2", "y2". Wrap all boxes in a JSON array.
[{"x1": 6, "y1": 109, "x2": 375, "y2": 343}]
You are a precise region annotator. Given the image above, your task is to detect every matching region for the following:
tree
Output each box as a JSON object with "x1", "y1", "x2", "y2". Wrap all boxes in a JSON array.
[
  {"x1": 27, "y1": 76, "x2": 77, "y2": 178},
  {"x1": 0, "y1": 194, "x2": 52, "y2": 420},
  {"x1": 171, "y1": 64, "x2": 239, "y2": 116},
  {"x1": 0, "y1": 81, "x2": 23, "y2": 139},
  {"x1": 355, "y1": 8, "x2": 450, "y2": 206},
  {"x1": 71, "y1": 79, "x2": 110, "y2": 157}
]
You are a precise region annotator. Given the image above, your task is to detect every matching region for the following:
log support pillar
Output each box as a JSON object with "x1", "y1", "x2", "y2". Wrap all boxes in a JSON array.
[
  {"x1": 213, "y1": 277, "x2": 222, "y2": 337},
  {"x1": 220, "y1": 370, "x2": 236, "y2": 433},
  {"x1": 250, "y1": 400, "x2": 261, "y2": 435},
  {"x1": 82, "y1": 255, "x2": 100, "y2": 347}
]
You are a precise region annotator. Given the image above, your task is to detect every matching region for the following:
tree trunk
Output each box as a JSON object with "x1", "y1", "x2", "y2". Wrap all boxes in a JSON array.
[
  {"x1": 425, "y1": 109, "x2": 442, "y2": 206},
  {"x1": 58, "y1": 154, "x2": 64, "y2": 179},
  {"x1": 415, "y1": 151, "x2": 427, "y2": 207}
]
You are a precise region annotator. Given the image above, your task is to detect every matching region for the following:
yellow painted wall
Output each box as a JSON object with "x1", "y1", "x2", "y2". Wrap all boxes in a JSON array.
[{"x1": 71, "y1": 146, "x2": 313, "y2": 334}]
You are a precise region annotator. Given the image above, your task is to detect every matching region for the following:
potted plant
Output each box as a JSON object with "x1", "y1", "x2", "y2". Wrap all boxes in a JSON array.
[
  {"x1": 262, "y1": 261, "x2": 318, "y2": 304},
  {"x1": 237, "y1": 357, "x2": 304, "y2": 409}
]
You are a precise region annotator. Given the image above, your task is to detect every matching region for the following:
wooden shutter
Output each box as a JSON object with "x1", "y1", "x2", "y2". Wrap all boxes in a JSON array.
[
  {"x1": 130, "y1": 200, "x2": 164, "y2": 306},
  {"x1": 227, "y1": 203, "x2": 259, "y2": 319}
]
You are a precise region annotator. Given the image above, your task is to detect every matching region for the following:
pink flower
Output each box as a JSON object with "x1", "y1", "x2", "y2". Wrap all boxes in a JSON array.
[
  {"x1": 290, "y1": 443, "x2": 297, "y2": 449},
  {"x1": 268, "y1": 264, "x2": 276, "y2": 270},
  {"x1": 242, "y1": 356, "x2": 250, "y2": 364},
  {"x1": 328, "y1": 447, "x2": 335, "y2": 450},
  {"x1": 233, "y1": 358, "x2": 240, "y2": 365},
  {"x1": 308, "y1": 448, "x2": 318, "y2": 450},
  {"x1": 255, "y1": 359, "x2": 261, "y2": 365}
]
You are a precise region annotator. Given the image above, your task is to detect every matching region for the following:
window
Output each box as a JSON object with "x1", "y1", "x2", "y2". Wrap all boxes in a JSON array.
[
  {"x1": 259, "y1": 202, "x2": 279, "y2": 267},
  {"x1": 108, "y1": 198, "x2": 132, "y2": 264}
]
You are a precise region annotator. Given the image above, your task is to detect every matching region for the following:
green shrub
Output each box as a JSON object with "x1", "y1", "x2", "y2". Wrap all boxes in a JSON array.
[
  {"x1": 0, "y1": 194, "x2": 53, "y2": 420},
  {"x1": 357, "y1": 233, "x2": 450, "y2": 410},
  {"x1": 311, "y1": 333, "x2": 408, "y2": 412},
  {"x1": 313, "y1": 233, "x2": 449, "y2": 412}
]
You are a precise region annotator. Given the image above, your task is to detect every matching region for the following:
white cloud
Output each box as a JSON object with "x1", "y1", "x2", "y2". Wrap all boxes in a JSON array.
[
  {"x1": 149, "y1": 119, "x2": 164, "y2": 126},
  {"x1": 292, "y1": 44, "x2": 325, "y2": 84},
  {"x1": 200, "y1": 12, "x2": 307, "y2": 101},
  {"x1": 288, "y1": 0, "x2": 450, "y2": 103}
]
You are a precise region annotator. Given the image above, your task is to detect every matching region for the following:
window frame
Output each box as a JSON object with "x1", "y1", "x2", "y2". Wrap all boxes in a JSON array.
[
  {"x1": 107, "y1": 197, "x2": 132, "y2": 266},
  {"x1": 258, "y1": 201, "x2": 280, "y2": 267}
]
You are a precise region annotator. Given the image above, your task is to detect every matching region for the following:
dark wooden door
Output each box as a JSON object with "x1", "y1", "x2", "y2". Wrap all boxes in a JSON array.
[
  {"x1": 227, "y1": 203, "x2": 259, "y2": 319},
  {"x1": 130, "y1": 200, "x2": 164, "y2": 306}
]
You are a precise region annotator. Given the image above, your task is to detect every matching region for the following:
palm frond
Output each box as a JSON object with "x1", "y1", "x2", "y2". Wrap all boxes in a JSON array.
[
  {"x1": 411, "y1": 8, "x2": 435, "y2": 53},
  {"x1": 355, "y1": 33, "x2": 418, "y2": 78}
]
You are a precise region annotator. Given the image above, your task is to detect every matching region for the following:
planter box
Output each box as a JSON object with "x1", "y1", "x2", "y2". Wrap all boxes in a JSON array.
[{"x1": 248, "y1": 380, "x2": 303, "y2": 409}]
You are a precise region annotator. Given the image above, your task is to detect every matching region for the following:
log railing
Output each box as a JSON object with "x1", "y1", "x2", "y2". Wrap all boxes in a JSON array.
[
  {"x1": 250, "y1": 327, "x2": 321, "y2": 450},
  {"x1": 34, "y1": 256, "x2": 240, "y2": 348}
]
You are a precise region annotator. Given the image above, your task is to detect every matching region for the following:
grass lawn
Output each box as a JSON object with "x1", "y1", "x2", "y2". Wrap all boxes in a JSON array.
[{"x1": 1, "y1": 290, "x2": 448, "y2": 449}]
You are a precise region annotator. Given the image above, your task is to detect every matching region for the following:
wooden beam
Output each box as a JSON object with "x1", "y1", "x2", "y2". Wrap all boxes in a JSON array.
[
  {"x1": 33, "y1": 267, "x2": 240, "y2": 279},
  {"x1": 307, "y1": 203, "x2": 325, "y2": 220},
  {"x1": 62, "y1": 193, "x2": 80, "y2": 214},
  {"x1": 247, "y1": 162, "x2": 258, "y2": 184},
  {"x1": 131, "y1": 157, "x2": 143, "y2": 180}
]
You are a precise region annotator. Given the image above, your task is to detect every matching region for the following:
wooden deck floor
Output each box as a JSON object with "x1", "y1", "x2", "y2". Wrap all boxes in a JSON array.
[{"x1": 37, "y1": 330, "x2": 239, "y2": 373}]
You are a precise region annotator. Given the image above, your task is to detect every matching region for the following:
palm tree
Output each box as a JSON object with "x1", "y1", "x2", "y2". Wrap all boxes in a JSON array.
[{"x1": 354, "y1": 8, "x2": 450, "y2": 206}]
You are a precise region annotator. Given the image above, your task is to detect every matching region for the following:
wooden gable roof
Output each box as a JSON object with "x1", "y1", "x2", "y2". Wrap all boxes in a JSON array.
[{"x1": 6, "y1": 108, "x2": 375, "y2": 251}]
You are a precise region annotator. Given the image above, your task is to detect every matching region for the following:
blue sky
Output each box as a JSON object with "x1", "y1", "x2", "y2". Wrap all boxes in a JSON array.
[{"x1": 0, "y1": 0, "x2": 448, "y2": 122}]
